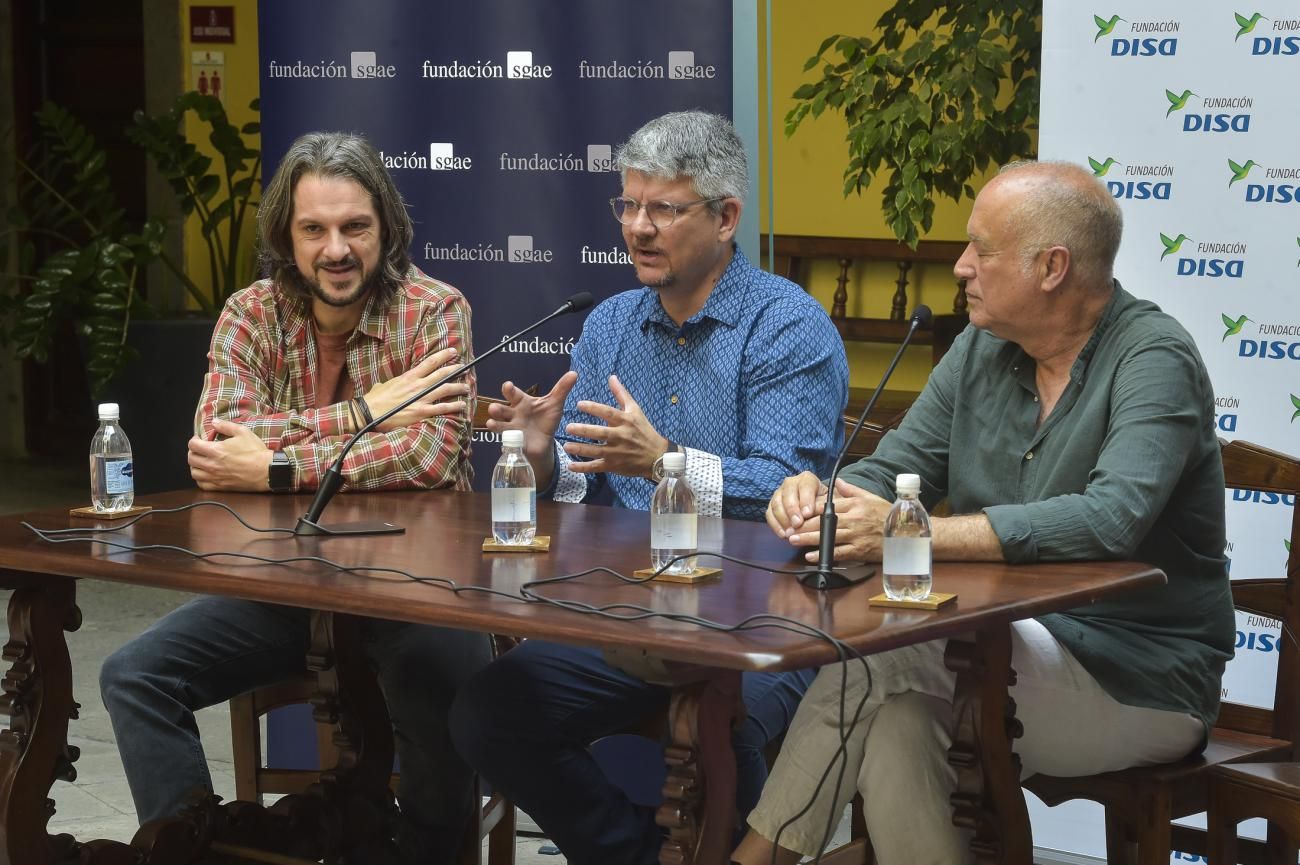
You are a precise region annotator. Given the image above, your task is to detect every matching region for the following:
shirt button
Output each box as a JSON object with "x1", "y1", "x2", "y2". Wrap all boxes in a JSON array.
[
  {"x1": 1033, "y1": 396, "x2": 1039, "y2": 402},
  {"x1": 670, "y1": 395, "x2": 679, "y2": 404},
  {"x1": 677, "y1": 337, "x2": 686, "y2": 346},
  {"x1": 1025, "y1": 451, "x2": 1034, "y2": 461}
]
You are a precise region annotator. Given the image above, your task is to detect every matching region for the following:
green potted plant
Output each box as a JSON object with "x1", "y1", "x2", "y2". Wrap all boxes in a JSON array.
[
  {"x1": 0, "y1": 92, "x2": 260, "y2": 396},
  {"x1": 786, "y1": 1, "x2": 1039, "y2": 247}
]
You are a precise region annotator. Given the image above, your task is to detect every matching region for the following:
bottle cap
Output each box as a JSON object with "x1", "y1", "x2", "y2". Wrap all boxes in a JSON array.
[
  {"x1": 98, "y1": 403, "x2": 120, "y2": 420},
  {"x1": 662, "y1": 451, "x2": 686, "y2": 472},
  {"x1": 501, "y1": 429, "x2": 524, "y2": 448},
  {"x1": 895, "y1": 473, "x2": 921, "y2": 495}
]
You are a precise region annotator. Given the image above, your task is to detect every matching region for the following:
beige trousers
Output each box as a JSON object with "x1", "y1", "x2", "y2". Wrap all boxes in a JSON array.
[{"x1": 746, "y1": 618, "x2": 1205, "y2": 864}]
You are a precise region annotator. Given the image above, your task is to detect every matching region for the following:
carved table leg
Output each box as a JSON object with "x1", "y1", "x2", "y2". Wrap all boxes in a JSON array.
[
  {"x1": 656, "y1": 669, "x2": 742, "y2": 865},
  {"x1": 0, "y1": 577, "x2": 82, "y2": 865},
  {"x1": 944, "y1": 626, "x2": 1031, "y2": 865}
]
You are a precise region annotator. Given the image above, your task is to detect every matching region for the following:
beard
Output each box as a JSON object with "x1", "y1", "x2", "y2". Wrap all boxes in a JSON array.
[{"x1": 301, "y1": 255, "x2": 381, "y2": 308}]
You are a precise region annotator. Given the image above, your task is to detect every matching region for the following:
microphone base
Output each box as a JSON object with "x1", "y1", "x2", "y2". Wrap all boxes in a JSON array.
[
  {"x1": 293, "y1": 517, "x2": 405, "y2": 537},
  {"x1": 796, "y1": 564, "x2": 877, "y2": 590}
]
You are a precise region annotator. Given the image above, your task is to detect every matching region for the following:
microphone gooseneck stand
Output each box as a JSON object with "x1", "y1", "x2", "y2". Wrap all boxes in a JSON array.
[{"x1": 797, "y1": 305, "x2": 934, "y2": 589}]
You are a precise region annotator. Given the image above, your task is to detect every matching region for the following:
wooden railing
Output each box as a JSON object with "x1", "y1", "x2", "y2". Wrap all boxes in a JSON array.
[{"x1": 759, "y1": 234, "x2": 969, "y2": 368}]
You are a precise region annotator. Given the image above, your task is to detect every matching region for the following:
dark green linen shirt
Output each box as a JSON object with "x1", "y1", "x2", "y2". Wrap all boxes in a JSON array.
[{"x1": 840, "y1": 283, "x2": 1234, "y2": 728}]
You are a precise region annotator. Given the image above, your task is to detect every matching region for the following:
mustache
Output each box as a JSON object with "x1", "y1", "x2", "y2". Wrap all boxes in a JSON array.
[{"x1": 315, "y1": 254, "x2": 361, "y2": 270}]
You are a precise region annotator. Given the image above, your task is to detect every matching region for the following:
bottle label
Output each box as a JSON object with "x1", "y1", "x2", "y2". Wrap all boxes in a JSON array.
[
  {"x1": 883, "y1": 536, "x2": 931, "y2": 575},
  {"x1": 104, "y1": 459, "x2": 134, "y2": 495},
  {"x1": 491, "y1": 487, "x2": 535, "y2": 522},
  {"x1": 651, "y1": 513, "x2": 697, "y2": 548}
]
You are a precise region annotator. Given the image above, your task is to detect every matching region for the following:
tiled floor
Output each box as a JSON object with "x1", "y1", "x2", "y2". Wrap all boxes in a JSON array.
[{"x1": 0, "y1": 458, "x2": 853, "y2": 863}]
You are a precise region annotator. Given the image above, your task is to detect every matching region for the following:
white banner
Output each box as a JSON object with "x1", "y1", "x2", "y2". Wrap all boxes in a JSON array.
[{"x1": 1039, "y1": 4, "x2": 1296, "y2": 861}]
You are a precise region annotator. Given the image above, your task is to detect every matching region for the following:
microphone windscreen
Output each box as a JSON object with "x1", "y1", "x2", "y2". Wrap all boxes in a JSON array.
[
  {"x1": 911, "y1": 304, "x2": 934, "y2": 328},
  {"x1": 566, "y1": 291, "x2": 595, "y2": 313}
]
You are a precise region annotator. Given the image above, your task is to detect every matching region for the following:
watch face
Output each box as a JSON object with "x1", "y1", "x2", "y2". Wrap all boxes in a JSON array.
[{"x1": 651, "y1": 455, "x2": 666, "y2": 482}]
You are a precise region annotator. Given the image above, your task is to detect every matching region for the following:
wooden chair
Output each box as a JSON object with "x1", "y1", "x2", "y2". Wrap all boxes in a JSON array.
[
  {"x1": 229, "y1": 631, "x2": 518, "y2": 865},
  {"x1": 1023, "y1": 439, "x2": 1300, "y2": 865},
  {"x1": 1206, "y1": 762, "x2": 1300, "y2": 864}
]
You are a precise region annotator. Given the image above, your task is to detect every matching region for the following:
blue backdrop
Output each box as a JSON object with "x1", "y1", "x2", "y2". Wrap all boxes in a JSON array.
[{"x1": 258, "y1": 1, "x2": 734, "y2": 485}]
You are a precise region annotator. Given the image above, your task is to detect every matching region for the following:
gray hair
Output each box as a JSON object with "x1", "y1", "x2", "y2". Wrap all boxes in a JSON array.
[
  {"x1": 615, "y1": 111, "x2": 749, "y2": 212},
  {"x1": 997, "y1": 160, "x2": 1123, "y2": 288},
  {"x1": 257, "y1": 131, "x2": 412, "y2": 300}
]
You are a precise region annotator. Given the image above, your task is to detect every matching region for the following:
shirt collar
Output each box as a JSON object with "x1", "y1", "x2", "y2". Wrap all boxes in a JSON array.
[
  {"x1": 641, "y1": 244, "x2": 750, "y2": 331},
  {"x1": 1069, "y1": 279, "x2": 1126, "y2": 381}
]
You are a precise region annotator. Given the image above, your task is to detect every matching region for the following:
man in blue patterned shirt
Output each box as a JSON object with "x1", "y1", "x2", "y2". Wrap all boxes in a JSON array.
[{"x1": 450, "y1": 111, "x2": 849, "y2": 865}]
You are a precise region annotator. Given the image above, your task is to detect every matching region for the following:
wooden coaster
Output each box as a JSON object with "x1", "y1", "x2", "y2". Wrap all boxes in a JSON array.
[
  {"x1": 868, "y1": 591, "x2": 957, "y2": 610},
  {"x1": 482, "y1": 535, "x2": 551, "y2": 552},
  {"x1": 68, "y1": 505, "x2": 152, "y2": 520},
  {"x1": 632, "y1": 565, "x2": 722, "y2": 585}
]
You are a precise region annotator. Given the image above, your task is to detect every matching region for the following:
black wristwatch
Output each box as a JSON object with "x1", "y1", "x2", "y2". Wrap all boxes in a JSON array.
[{"x1": 268, "y1": 450, "x2": 294, "y2": 492}]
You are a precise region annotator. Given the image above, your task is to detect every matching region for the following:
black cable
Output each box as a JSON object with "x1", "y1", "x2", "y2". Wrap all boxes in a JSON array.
[
  {"x1": 20, "y1": 524, "x2": 880, "y2": 862},
  {"x1": 38, "y1": 500, "x2": 297, "y2": 535}
]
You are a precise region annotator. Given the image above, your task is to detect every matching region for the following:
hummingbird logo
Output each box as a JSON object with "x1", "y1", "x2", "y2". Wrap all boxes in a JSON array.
[
  {"x1": 1235, "y1": 12, "x2": 1268, "y2": 41},
  {"x1": 1166, "y1": 88, "x2": 1196, "y2": 117},
  {"x1": 1160, "y1": 232, "x2": 1191, "y2": 261},
  {"x1": 1228, "y1": 159, "x2": 1260, "y2": 188},
  {"x1": 1221, "y1": 313, "x2": 1251, "y2": 341},
  {"x1": 1088, "y1": 156, "x2": 1119, "y2": 177},
  {"x1": 1094, "y1": 13, "x2": 1126, "y2": 42},
  {"x1": 1291, "y1": 393, "x2": 1300, "y2": 423}
]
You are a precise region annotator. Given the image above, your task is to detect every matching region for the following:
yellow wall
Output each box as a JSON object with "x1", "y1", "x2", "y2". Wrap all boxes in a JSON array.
[
  {"x1": 758, "y1": 3, "x2": 989, "y2": 391},
  {"x1": 180, "y1": 0, "x2": 261, "y2": 304}
]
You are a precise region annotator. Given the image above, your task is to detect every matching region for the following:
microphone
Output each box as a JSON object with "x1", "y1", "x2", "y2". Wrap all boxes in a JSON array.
[
  {"x1": 798, "y1": 305, "x2": 933, "y2": 589},
  {"x1": 294, "y1": 291, "x2": 594, "y2": 536}
]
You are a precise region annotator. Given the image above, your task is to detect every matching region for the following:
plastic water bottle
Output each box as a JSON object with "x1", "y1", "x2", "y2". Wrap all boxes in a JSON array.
[
  {"x1": 89, "y1": 403, "x2": 134, "y2": 512},
  {"x1": 650, "y1": 451, "x2": 697, "y2": 575},
  {"x1": 491, "y1": 429, "x2": 536, "y2": 545},
  {"x1": 882, "y1": 473, "x2": 932, "y2": 600}
]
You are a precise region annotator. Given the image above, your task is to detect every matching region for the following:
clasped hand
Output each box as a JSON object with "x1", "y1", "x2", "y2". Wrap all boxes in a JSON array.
[
  {"x1": 361, "y1": 347, "x2": 469, "y2": 431},
  {"x1": 766, "y1": 471, "x2": 892, "y2": 563}
]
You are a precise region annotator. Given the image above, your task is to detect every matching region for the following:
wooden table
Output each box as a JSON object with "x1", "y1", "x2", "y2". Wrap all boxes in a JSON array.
[{"x1": 0, "y1": 489, "x2": 1165, "y2": 865}]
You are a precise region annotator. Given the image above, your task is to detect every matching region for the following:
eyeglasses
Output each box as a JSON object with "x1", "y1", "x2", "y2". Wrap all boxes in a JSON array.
[{"x1": 609, "y1": 196, "x2": 726, "y2": 229}]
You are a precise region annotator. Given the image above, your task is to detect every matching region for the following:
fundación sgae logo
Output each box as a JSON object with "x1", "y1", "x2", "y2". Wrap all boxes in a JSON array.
[
  {"x1": 1159, "y1": 231, "x2": 1246, "y2": 278},
  {"x1": 422, "y1": 235, "x2": 555, "y2": 265},
  {"x1": 1234, "y1": 10, "x2": 1300, "y2": 55},
  {"x1": 577, "y1": 50, "x2": 717, "y2": 80},
  {"x1": 1092, "y1": 11, "x2": 1180, "y2": 56},
  {"x1": 1163, "y1": 86, "x2": 1254, "y2": 133},
  {"x1": 1225, "y1": 157, "x2": 1300, "y2": 204},
  {"x1": 421, "y1": 50, "x2": 553, "y2": 79},
  {"x1": 1217, "y1": 310, "x2": 1300, "y2": 361},
  {"x1": 1088, "y1": 155, "x2": 1175, "y2": 200},
  {"x1": 264, "y1": 51, "x2": 397, "y2": 79}
]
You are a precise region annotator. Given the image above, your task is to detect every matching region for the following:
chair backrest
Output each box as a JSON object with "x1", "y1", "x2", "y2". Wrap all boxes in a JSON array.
[{"x1": 1216, "y1": 439, "x2": 1300, "y2": 750}]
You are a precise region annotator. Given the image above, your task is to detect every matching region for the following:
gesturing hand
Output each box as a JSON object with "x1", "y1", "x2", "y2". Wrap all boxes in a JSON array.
[
  {"x1": 362, "y1": 347, "x2": 469, "y2": 431},
  {"x1": 486, "y1": 371, "x2": 578, "y2": 473},
  {"x1": 188, "y1": 419, "x2": 273, "y2": 491},
  {"x1": 563, "y1": 374, "x2": 669, "y2": 479}
]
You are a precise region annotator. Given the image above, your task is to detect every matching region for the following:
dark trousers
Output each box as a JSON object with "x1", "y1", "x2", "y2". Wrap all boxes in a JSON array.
[
  {"x1": 449, "y1": 639, "x2": 815, "y2": 865},
  {"x1": 99, "y1": 596, "x2": 492, "y2": 865}
]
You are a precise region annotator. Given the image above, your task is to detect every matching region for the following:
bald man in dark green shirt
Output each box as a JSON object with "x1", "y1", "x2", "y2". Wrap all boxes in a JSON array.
[{"x1": 736, "y1": 161, "x2": 1234, "y2": 865}]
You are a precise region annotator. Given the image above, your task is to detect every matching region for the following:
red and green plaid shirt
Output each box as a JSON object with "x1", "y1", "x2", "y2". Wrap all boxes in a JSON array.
[{"x1": 195, "y1": 266, "x2": 475, "y2": 492}]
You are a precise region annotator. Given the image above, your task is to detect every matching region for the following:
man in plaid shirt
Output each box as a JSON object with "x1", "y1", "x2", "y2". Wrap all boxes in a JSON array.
[{"x1": 100, "y1": 131, "x2": 490, "y2": 865}]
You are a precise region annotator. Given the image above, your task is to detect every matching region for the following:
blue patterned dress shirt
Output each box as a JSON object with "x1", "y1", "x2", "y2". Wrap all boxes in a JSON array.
[{"x1": 545, "y1": 247, "x2": 848, "y2": 521}]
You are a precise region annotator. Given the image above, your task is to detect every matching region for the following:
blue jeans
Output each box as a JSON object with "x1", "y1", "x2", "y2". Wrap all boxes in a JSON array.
[
  {"x1": 449, "y1": 640, "x2": 815, "y2": 865},
  {"x1": 99, "y1": 596, "x2": 491, "y2": 865}
]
